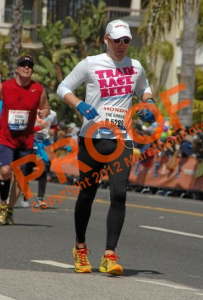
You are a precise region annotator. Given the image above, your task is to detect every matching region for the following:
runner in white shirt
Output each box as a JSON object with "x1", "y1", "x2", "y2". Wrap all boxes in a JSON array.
[
  {"x1": 57, "y1": 19, "x2": 157, "y2": 275},
  {"x1": 20, "y1": 109, "x2": 58, "y2": 208},
  {"x1": 35, "y1": 109, "x2": 58, "y2": 141}
]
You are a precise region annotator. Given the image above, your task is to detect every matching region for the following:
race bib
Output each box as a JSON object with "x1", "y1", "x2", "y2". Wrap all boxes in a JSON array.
[
  {"x1": 99, "y1": 106, "x2": 127, "y2": 135},
  {"x1": 36, "y1": 131, "x2": 47, "y2": 141},
  {"x1": 8, "y1": 110, "x2": 29, "y2": 131}
]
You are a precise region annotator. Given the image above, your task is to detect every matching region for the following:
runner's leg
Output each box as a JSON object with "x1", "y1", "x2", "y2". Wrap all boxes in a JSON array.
[
  {"x1": 0, "y1": 145, "x2": 14, "y2": 205},
  {"x1": 99, "y1": 140, "x2": 133, "y2": 275},
  {"x1": 9, "y1": 148, "x2": 33, "y2": 209},
  {"x1": 105, "y1": 140, "x2": 133, "y2": 252},
  {"x1": 75, "y1": 138, "x2": 104, "y2": 245},
  {"x1": 0, "y1": 145, "x2": 14, "y2": 224},
  {"x1": 38, "y1": 162, "x2": 50, "y2": 199}
]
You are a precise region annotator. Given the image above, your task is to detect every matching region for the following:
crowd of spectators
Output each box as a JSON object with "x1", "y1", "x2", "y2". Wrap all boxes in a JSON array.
[
  {"x1": 41, "y1": 116, "x2": 203, "y2": 201},
  {"x1": 130, "y1": 120, "x2": 203, "y2": 199},
  {"x1": 133, "y1": 119, "x2": 203, "y2": 160}
]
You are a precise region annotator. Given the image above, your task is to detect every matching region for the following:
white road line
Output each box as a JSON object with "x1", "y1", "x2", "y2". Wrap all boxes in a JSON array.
[
  {"x1": 31, "y1": 260, "x2": 74, "y2": 269},
  {"x1": 135, "y1": 279, "x2": 196, "y2": 291},
  {"x1": 195, "y1": 293, "x2": 203, "y2": 296},
  {"x1": 140, "y1": 226, "x2": 203, "y2": 239},
  {"x1": 0, "y1": 296, "x2": 17, "y2": 300}
]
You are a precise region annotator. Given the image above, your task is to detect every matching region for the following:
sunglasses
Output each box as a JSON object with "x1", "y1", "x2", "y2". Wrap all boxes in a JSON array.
[
  {"x1": 18, "y1": 62, "x2": 33, "y2": 69},
  {"x1": 108, "y1": 36, "x2": 131, "y2": 45}
]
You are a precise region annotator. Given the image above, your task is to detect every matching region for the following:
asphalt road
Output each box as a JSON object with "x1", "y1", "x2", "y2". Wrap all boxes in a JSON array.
[{"x1": 0, "y1": 181, "x2": 203, "y2": 300}]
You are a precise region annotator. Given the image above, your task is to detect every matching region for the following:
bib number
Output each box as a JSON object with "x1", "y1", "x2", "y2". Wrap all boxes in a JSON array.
[
  {"x1": 99, "y1": 106, "x2": 127, "y2": 134},
  {"x1": 8, "y1": 110, "x2": 29, "y2": 131},
  {"x1": 36, "y1": 131, "x2": 46, "y2": 141}
]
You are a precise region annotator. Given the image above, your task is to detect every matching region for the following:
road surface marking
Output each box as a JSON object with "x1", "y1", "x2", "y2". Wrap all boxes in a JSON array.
[
  {"x1": 31, "y1": 192, "x2": 203, "y2": 218},
  {"x1": 135, "y1": 279, "x2": 196, "y2": 291},
  {"x1": 31, "y1": 260, "x2": 74, "y2": 268},
  {"x1": 95, "y1": 199, "x2": 203, "y2": 217},
  {"x1": 0, "y1": 296, "x2": 17, "y2": 300},
  {"x1": 195, "y1": 293, "x2": 203, "y2": 296},
  {"x1": 140, "y1": 226, "x2": 203, "y2": 239}
]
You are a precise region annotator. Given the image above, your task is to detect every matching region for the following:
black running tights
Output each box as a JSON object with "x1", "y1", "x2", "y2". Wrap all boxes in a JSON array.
[
  {"x1": 74, "y1": 138, "x2": 133, "y2": 251},
  {"x1": 38, "y1": 163, "x2": 50, "y2": 199}
]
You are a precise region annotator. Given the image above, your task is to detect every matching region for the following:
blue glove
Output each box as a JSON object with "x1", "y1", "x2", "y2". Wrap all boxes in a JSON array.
[
  {"x1": 136, "y1": 99, "x2": 156, "y2": 123},
  {"x1": 76, "y1": 101, "x2": 99, "y2": 120}
]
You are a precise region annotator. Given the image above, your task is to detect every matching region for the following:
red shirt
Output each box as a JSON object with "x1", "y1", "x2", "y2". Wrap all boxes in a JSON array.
[{"x1": 0, "y1": 78, "x2": 43, "y2": 149}]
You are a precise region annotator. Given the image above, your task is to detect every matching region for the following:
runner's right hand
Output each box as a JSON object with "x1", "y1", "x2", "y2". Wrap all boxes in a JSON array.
[
  {"x1": 39, "y1": 121, "x2": 49, "y2": 130},
  {"x1": 76, "y1": 101, "x2": 99, "y2": 120}
]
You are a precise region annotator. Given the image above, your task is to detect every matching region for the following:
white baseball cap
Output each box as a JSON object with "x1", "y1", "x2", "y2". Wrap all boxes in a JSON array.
[
  {"x1": 105, "y1": 20, "x2": 132, "y2": 39},
  {"x1": 66, "y1": 122, "x2": 76, "y2": 129}
]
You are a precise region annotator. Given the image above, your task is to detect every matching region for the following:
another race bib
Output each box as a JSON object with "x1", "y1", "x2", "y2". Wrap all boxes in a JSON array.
[
  {"x1": 99, "y1": 106, "x2": 127, "y2": 135},
  {"x1": 8, "y1": 110, "x2": 29, "y2": 131},
  {"x1": 36, "y1": 131, "x2": 47, "y2": 141}
]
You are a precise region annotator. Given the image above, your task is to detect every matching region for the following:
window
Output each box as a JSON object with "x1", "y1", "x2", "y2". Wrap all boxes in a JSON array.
[
  {"x1": 47, "y1": 0, "x2": 101, "y2": 24},
  {"x1": 4, "y1": 0, "x2": 33, "y2": 24}
]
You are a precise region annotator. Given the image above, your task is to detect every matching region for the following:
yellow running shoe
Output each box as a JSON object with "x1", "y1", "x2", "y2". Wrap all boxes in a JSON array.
[
  {"x1": 99, "y1": 254, "x2": 123, "y2": 275},
  {"x1": 72, "y1": 247, "x2": 92, "y2": 273},
  {"x1": 6, "y1": 209, "x2": 15, "y2": 225},
  {"x1": 0, "y1": 205, "x2": 8, "y2": 225}
]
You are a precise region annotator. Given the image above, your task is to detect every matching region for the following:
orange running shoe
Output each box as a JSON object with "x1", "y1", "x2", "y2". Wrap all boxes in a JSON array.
[
  {"x1": 99, "y1": 254, "x2": 123, "y2": 275},
  {"x1": 0, "y1": 205, "x2": 8, "y2": 225},
  {"x1": 72, "y1": 247, "x2": 92, "y2": 273}
]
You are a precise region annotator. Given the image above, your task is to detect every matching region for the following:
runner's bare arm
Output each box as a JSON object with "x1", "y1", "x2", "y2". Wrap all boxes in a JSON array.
[
  {"x1": 63, "y1": 92, "x2": 81, "y2": 108},
  {"x1": 141, "y1": 92, "x2": 155, "y2": 102},
  {"x1": 38, "y1": 88, "x2": 50, "y2": 118}
]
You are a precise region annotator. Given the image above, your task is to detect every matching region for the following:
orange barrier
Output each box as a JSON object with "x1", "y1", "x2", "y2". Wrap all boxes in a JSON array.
[
  {"x1": 50, "y1": 152, "x2": 203, "y2": 192},
  {"x1": 128, "y1": 155, "x2": 202, "y2": 191}
]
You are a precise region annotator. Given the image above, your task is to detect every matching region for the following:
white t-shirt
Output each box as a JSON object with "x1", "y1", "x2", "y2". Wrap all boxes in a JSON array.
[
  {"x1": 35, "y1": 110, "x2": 58, "y2": 140},
  {"x1": 57, "y1": 53, "x2": 152, "y2": 140}
]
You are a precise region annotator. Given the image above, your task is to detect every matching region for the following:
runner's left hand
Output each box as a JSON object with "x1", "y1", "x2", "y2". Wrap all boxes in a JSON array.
[{"x1": 136, "y1": 99, "x2": 157, "y2": 123}]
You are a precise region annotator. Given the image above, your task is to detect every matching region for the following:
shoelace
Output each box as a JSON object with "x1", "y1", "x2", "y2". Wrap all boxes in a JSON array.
[
  {"x1": 104, "y1": 254, "x2": 120, "y2": 261},
  {"x1": 76, "y1": 248, "x2": 91, "y2": 266}
]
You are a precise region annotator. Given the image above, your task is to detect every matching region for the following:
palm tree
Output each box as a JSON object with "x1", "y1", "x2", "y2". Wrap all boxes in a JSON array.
[
  {"x1": 178, "y1": 0, "x2": 200, "y2": 126},
  {"x1": 8, "y1": 0, "x2": 23, "y2": 78},
  {"x1": 139, "y1": 0, "x2": 200, "y2": 127}
]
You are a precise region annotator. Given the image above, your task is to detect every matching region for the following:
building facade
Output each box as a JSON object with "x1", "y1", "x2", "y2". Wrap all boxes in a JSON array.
[{"x1": 0, "y1": 0, "x2": 142, "y2": 45}]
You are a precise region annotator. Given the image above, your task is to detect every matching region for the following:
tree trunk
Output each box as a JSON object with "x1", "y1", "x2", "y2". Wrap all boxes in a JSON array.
[
  {"x1": 178, "y1": 0, "x2": 200, "y2": 127},
  {"x1": 8, "y1": 0, "x2": 23, "y2": 78}
]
